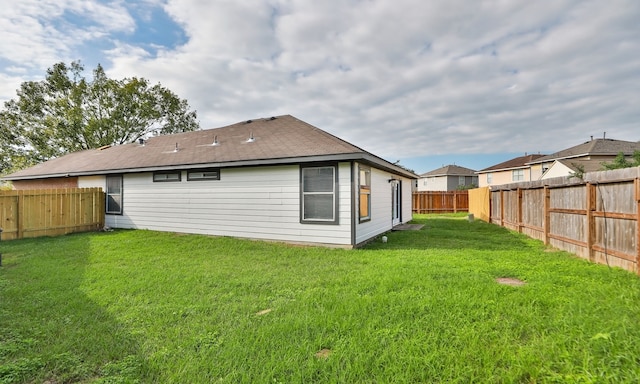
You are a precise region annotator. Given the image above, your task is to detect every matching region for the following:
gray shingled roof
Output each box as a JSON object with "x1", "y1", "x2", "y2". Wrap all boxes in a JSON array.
[
  {"x1": 4, "y1": 115, "x2": 416, "y2": 180},
  {"x1": 477, "y1": 154, "x2": 547, "y2": 173},
  {"x1": 419, "y1": 164, "x2": 477, "y2": 177},
  {"x1": 529, "y1": 138, "x2": 640, "y2": 164},
  {"x1": 555, "y1": 159, "x2": 606, "y2": 173}
]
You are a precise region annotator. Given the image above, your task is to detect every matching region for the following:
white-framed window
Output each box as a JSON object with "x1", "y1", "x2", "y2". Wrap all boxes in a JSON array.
[
  {"x1": 106, "y1": 175, "x2": 123, "y2": 215},
  {"x1": 359, "y1": 166, "x2": 371, "y2": 222},
  {"x1": 153, "y1": 171, "x2": 181, "y2": 182},
  {"x1": 458, "y1": 176, "x2": 465, "y2": 186},
  {"x1": 187, "y1": 168, "x2": 220, "y2": 181},
  {"x1": 487, "y1": 173, "x2": 493, "y2": 184},
  {"x1": 512, "y1": 169, "x2": 524, "y2": 181},
  {"x1": 300, "y1": 165, "x2": 338, "y2": 224}
]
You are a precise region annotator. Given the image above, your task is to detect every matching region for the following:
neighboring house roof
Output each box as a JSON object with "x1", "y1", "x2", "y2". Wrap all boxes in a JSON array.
[
  {"x1": 3, "y1": 115, "x2": 416, "y2": 180},
  {"x1": 528, "y1": 138, "x2": 640, "y2": 164},
  {"x1": 419, "y1": 164, "x2": 477, "y2": 178},
  {"x1": 540, "y1": 159, "x2": 607, "y2": 180},
  {"x1": 556, "y1": 159, "x2": 606, "y2": 173},
  {"x1": 477, "y1": 154, "x2": 546, "y2": 173}
]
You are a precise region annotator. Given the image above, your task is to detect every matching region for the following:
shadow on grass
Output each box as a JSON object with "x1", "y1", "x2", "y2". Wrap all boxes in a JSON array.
[
  {"x1": 363, "y1": 216, "x2": 536, "y2": 252},
  {"x1": 0, "y1": 233, "x2": 155, "y2": 383}
]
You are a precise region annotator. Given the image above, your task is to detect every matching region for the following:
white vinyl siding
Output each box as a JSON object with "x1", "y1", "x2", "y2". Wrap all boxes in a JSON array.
[
  {"x1": 101, "y1": 164, "x2": 353, "y2": 246},
  {"x1": 355, "y1": 165, "x2": 412, "y2": 244},
  {"x1": 416, "y1": 176, "x2": 447, "y2": 191}
]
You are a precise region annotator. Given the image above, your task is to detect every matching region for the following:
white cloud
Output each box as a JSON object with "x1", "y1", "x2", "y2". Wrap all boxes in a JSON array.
[
  {"x1": 0, "y1": 0, "x2": 133, "y2": 69},
  {"x1": 1, "y1": 0, "x2": 639, "y2": 168}
]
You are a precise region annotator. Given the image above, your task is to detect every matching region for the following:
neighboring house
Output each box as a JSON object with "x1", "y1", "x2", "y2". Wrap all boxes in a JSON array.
[
  {"x1": 528, "y1": 137, "x2": 640, "y2": 180},
  {"x1": 416, "y1": 164, "x2": 478, "y2": 191},
  {"x1": 541, "y1": 159, "x2": 604, "y2": 179},
  {"x1": 476, "y1": 154, "x2": 546, "y2": 187},
  {"x1": 3, "y1": 115, "x2": 417, "y2": 248}
]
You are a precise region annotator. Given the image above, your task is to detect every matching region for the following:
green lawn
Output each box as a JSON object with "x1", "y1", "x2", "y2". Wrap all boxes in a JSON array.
[{"x1": 1, "y1": 214, "x2": 639, "y2": 383}]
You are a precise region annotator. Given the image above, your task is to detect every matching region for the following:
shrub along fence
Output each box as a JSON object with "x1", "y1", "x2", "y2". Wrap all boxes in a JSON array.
[
  {"x1": 412, "y1": 191, "x2": 469, "y2": 214},
  {"x1": 485, "y1": 167, "x2": 640, "y2": 275},
  {"x1": 0, "y1": 188, "x2": 105, "y2": 240}
]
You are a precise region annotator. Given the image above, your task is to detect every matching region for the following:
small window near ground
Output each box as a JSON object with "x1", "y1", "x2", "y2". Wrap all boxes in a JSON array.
[
  {"x1": 359, "y1": 166, "x2": 371, "y2": 222},
  {"x1": 301, "y1": 165, "x2": 338, "y2": 224},
  {"x1": 153, "y1": 171, "x2": 181, "y2": 182},
  {"x1": 187, "y1": 168, "x2": 220, "y2": 181},
  {"x1": 106, "y1": 175, "x2": 123, "y2": 215}
]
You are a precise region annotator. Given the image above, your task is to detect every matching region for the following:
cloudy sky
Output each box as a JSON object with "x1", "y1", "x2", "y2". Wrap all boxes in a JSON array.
[{"x1": 1, "y1": 0, "x2": 639, "y2": 173}]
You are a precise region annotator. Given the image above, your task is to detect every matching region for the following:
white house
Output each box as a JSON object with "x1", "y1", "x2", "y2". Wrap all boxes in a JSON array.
[
  {"x1": 416, "y1": 164, "x2": 478, "y2": 191},
  {"x1": 3, "y1": 115, "x2": 416, "y2": 248}
]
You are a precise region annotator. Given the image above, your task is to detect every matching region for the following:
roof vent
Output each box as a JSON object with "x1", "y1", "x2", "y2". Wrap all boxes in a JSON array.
[
  {"x1": 246, "y1": 119, "x2": 253, "y2": 124},
  {"x1": 212, "y1": 135, "x2": 219, "y2": 146},
  {"x1": 246, "y1": 132, "x2": 255, "y2": 143},
  {"x1": 97, "y1": 145, "x2": 111, "y2": 151},
  {"x1": 268, "y1": 116, "x2": 276, "y2": 121},
  {"x1": 138, "y1": 138, "x2": 145, "y2": 146},
  {"x1": 174, "y1": 143, "x2": 179, "y2": 152}
]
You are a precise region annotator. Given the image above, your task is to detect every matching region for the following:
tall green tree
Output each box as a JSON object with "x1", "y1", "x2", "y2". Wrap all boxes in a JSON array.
[
  {"x1": 601, "y1": 151, "x2": 640, "y2": 170},
  {"x1": 0, "y1": 61, "x2": 199, "y2": 174}
]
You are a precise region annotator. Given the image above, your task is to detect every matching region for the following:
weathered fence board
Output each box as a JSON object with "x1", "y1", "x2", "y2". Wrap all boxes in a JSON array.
[
  {"x1": 479, "y1": 167, "x2": 640, "y2": 275},
  {"x1": 0, "y1": 188, "x2": 105, "y2": 240},
  {"x1": 412, "y1": 191, "x2": 469, "y2": 214}
]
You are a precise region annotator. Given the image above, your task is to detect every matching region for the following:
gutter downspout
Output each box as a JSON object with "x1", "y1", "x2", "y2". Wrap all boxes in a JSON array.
[{"x1": 350, "y1": 161, "x2": 356, "y2": 247}]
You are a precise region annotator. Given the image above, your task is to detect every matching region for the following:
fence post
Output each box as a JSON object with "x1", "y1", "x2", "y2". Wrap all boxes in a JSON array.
[
  {"x1": 635, "y1": 178, "x2": 640, "y2": 275},
  {"x1": 586, "y1": 183, "x2": 596, "y2": 262},
  {"x1": 16, "y1": 191, "x2": 24, "y2": 240},
  {"x1": 453, "y1": 191, "x2": 458, "y2": 213},
  {"x1": 543, "y1": 186, "x2": 550, "y2": 245},
  {"x1": 500, "y1": 190, "x2": 505, "y2": 227},
  {"x1": 517, "y1": 188, "x2": 523, "y2": 233}
]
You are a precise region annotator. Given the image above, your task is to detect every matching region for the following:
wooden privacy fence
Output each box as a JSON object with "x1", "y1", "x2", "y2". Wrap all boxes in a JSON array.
[
  {"x1": 412, "y1": 191, "x2": 469, "y2": 214},
  {"x1": 0, "y1": 188, "x2": 105, "y2": 240},
  {"x1": 487, "y1": 167, "x2": 640, "y2": 275}
]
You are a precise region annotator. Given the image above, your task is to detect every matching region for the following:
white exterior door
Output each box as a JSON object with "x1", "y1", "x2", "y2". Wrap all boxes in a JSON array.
[{"x1": 391, "y1": 180, "x2": 401, "y2": 226}]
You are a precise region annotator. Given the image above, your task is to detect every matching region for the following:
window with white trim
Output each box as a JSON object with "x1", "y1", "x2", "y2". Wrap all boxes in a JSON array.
[
  {"x1": 301, "y1": 165, "x2": 338, "y2": 224},
  {"x1": 512, "y1": 169, "x2": 524, "y2": 181},
  {"x1": 106, "y1": 175, "x2": 123, "y2": 215}
]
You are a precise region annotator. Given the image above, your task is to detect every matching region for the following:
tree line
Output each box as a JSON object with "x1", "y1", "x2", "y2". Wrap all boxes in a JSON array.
[{"x1": 0, "y1": 62, "x2": 199, "y2": 174}]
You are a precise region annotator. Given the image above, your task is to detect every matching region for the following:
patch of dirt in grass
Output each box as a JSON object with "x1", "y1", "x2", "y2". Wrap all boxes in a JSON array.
[
  {"x1": 496, "y1": 277, "x2": 526, "y2": 286},
  {"x1": 255, "y1": 308, "x2": 272, "y2": 316},
  {"x1": 315, "y1": 348, "x2": 332, "y2": 359}
]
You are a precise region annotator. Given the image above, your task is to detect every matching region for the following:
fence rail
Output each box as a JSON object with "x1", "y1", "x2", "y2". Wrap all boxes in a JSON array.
[
  {"x1": 484, "y1": 167, "x2": 640, "y2": 275},
  {"x1": 0, "y1": 188, "x2": 105, "y2": 240},
  {"x1": 412, "y1": 191, "x2": 469, "y2": 214}
]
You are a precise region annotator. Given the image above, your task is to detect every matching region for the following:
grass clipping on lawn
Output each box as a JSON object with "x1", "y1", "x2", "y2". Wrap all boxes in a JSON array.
[{"x1": 1, "y1": 214, "x2": 639, "y2": 383}]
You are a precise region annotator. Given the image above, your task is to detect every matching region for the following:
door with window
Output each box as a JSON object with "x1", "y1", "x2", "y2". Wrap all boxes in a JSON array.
[{"x1": 391, "y1": 180, "x2": 401, "y2": 226}]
